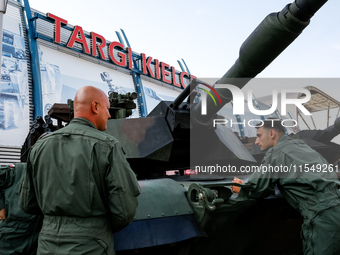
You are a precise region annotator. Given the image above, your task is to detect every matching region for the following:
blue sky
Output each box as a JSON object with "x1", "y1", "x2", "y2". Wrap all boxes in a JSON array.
[{"x1": 26, "y1": 0, "x2": 340, "y2": 79}]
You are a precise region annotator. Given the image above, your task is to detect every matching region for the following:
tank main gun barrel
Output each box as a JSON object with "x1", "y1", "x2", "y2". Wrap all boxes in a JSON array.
[
  {"x1": 193, "y1": 0, "x2": 328, "y2": 123},
  {"x1": 171, "y1": 79, "x2": 197, "y2": 110}
]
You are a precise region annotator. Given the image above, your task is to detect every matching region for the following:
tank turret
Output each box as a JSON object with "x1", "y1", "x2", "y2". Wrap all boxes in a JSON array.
[{"x1": 101, "y1": 0, "x2": 335, "y2": 178}]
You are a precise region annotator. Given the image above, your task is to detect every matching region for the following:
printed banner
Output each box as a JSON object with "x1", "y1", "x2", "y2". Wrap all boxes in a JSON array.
[{"x1": 0, "y1": 4, "x2": 29, "y2": 146}]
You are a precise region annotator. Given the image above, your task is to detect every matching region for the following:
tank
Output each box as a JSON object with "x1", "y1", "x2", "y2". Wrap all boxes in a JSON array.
[{"x1": 20, "y1": 0, "x2": 340, "y2": 254}]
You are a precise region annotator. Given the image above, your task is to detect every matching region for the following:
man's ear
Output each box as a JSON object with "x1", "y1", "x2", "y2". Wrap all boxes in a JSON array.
[
  {"x1": 91, "y1": 101, "x2": 98, "y2": 114},
  {"x1": 269, "y1": 129, "x2": 275, "y2": 139}
]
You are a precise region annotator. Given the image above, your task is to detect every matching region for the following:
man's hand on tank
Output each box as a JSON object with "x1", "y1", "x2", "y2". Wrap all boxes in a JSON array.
[
  {"x1": 0, "y1": 208, "x2": 5, "y2": 220},
  {"x1": 231, "y1": 177, "x2": 244, "y2": 193}
]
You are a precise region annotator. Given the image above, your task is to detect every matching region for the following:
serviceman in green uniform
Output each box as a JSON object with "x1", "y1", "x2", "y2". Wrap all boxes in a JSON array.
[
  {"x1": 232, "y1": 118, "x2": 340, "y2": 255},
  {"x1": 0, "y1": 164, "x2": 42, "y2": 255},
  {"x1": 20, "y1": 86, "x2": 141, "y2": 255}
]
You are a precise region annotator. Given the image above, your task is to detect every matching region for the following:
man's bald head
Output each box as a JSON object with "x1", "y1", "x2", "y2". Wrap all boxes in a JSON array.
[
  {"x1": 74, "y1": 86, "x2": 111, "y2": 131},
  {"x1": 74, "y1": 86, "x2": 107, "y2": 112}
]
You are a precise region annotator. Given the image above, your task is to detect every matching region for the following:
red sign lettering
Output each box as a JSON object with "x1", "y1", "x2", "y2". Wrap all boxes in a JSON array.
[
  {"x1": 66, "y1": 26, "x2": 90, "y2": 54},
  {"x1": 154, "y1": 59, "x2": 160, "y2": 80},
  {"x1": 46, "y1": 13, "x2": 67, "y2": 44},
  {"x1": 180, "y1": 72, "x2": 189, "y2": 88},
  {"x1": 161, "y1": 62, "x2": 171, "y2": 84},
  {"x1": 127, "y1": 47, "x2": 133, "y2": 70},
  {"x1": 90, "y1": 32, "x2": 106, "y2": 60},
  {"x1": 171, "y1": 66, "x2": 181, "y2": 88},
  {"x1": 45, "y1": 13, "x2": 193, "y2": 89},
  {"x1": 108, "y1": 42, "x2": 126, "y2": 67},
  {"x1": 141, "y1": 54, "x2": 155, "y2": 78}
]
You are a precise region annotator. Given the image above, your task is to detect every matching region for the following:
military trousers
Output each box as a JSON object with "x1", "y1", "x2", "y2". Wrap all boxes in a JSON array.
[
  {"x1": 0, "y1": 216, "x2": 42, "y2": 255},
  {"x1": 37, "y1": 215, "x2": 115, "y2": 255},
  {"x1": 300, "y1": 192, "x2": 340, "y2": 255}
]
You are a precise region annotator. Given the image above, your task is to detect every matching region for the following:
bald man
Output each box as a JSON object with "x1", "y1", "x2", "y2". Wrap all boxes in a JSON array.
[{"x1": 20, "y1": 86, "x2": 141, "y2": 255}]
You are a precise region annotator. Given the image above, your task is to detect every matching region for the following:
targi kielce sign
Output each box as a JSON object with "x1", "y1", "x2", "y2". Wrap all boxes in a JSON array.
[{"x1": 46, "y1": 13, "x2": 196, "y2": 89}]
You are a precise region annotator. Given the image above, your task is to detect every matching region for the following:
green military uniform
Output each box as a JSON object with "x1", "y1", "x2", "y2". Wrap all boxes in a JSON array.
[
  {"x1": 0, "y1": 163, "x2": 42, "y2": 255},
  {"x1": 244, "y1": 135, "x2": 340, "y2": 255},
  {"x1": 20, "y1": 117, "x2": 141, "y2": 255}
]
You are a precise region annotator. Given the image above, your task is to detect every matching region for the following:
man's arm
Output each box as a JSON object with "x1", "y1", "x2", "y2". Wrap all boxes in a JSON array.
[
  {"x1": 105, "y1": 143, "x2": 141, "y2": 233},
  {"x1": 232, "y1": 174, "x2": 276, "y2": 199},
  {"x1": 18, "y1": 151, "x2": 43, "y2": 215},
  {"x1": 0, "y1": 165, "x2": 17, "y2": 220},
  {"x1": 0, "y1": 191, "x2": 4, "y2": 220},
  {"x1": 0, "y1": 208, "x2": 5, "y2": 220},
  {"x1": 246, "y1": 152, "x2": 279, "y2": 199},
  {"x1": 236, "y1": 151, "x2": 279, "y2": 199},
  {"x1": 231, "y1": 177, "x2": 244, "y2": 193},
  {"x1": 247, "y1": 172, "x2": 277, "y2": 199}
]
